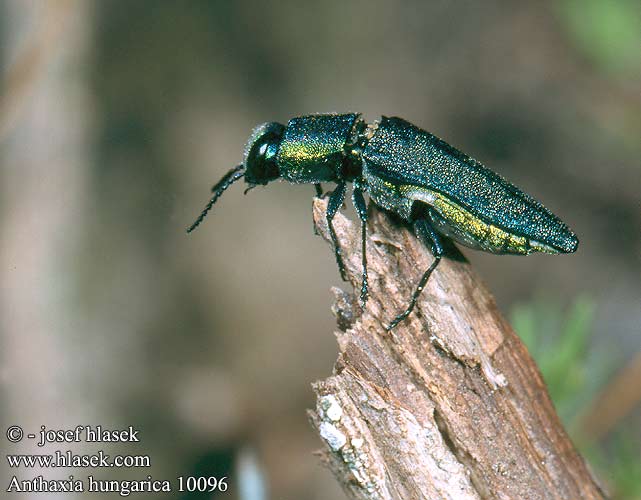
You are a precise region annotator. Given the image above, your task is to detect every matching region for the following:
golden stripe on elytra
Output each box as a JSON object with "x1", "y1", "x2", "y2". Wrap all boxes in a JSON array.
[{"x1": 400, "y1": 185, "x2": 558, "y2": 255}]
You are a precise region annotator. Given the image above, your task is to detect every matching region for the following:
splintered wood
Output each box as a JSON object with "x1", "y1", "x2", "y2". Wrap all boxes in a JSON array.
[{"x1": 308, "y1": 198, "x2": 605, "y2": 500}]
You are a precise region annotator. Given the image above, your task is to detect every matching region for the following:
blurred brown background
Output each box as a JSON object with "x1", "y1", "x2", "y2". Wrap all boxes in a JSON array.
[{"x1": 1, "y1": 1, "x2": 639, "y2": 499}]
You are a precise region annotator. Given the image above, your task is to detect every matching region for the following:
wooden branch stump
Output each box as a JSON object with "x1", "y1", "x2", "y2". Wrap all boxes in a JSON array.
[{"x1": 308, "y1": 198, "x2": 606, "y2": 500}]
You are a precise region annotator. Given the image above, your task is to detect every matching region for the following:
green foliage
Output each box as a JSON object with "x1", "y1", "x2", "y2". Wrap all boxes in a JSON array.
[
  {"x1": 585, "y1": 430, "x2": 641, "y2": 500},
  {"x1": 511, "y1": 295, "x2": 605, "y2": 425},
  {"x1": 511, "y1": 296, "x2": 640, "y2": 500},
  {"x1": 608, "y1": 433, "x2": 641, "y2": 500},
  {"x1": 556, "y1": 0, "x2": 641, "y2": 76}
]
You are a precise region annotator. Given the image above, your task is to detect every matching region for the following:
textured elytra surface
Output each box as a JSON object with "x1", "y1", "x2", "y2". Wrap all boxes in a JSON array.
[
  {"x1": 362, "y1": 116, "x2": 578, "y2": 253},
  {"x1": 308, "y1": 198, "x2": 605, "y2": 500}
]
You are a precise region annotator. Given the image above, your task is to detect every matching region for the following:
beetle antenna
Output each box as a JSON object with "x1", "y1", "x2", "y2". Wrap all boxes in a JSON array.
[{"x1": 186, "y1": 165, "x2": 245, "y2": 233}]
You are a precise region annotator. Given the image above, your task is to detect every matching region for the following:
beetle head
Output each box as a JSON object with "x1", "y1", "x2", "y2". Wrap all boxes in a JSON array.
[
  {"x1": 243, "y1": 122, "x2": 285, "y2": 186},
  {"x1": 186, "y1": 121, "x2": 286, "y2": 233}
]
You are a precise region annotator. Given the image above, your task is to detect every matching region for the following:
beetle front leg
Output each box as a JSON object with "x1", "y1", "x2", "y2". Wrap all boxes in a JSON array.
[
  {"x1": 326, "y1": 181, "x2": 348, "y2": 281},
  {"x1": 387, "y1": 212, "x2": 444, "y2": 330},
  {"x1": 352, "y1": 181, "x2": 369, "y2": 308}
]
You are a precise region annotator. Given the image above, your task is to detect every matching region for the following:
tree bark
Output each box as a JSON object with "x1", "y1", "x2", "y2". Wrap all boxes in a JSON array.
[{"x1": 308, "y1": 198, "x2": 606, "y2": 500}]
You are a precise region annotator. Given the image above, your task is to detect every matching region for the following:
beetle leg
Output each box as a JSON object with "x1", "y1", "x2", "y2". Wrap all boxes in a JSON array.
[
  {"x1": 386, "y1": 213, "x2": 444, "y2": 330},
  {"x1": 326, "y1": 181, "x2": 348, "y2": 281},
  {"x1": 352, "y1": 182, "x2": 369, "y2": 308}
]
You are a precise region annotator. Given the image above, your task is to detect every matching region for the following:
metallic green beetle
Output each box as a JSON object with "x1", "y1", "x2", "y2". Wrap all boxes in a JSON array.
[{"x1": 188, "y1": 113, "x2": 578, "y2": 330}]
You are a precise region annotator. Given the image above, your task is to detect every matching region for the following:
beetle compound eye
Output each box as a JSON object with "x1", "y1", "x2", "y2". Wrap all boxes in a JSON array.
[{"x1": 243, "y1": 122, "x2": 285, "y2": 185}]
